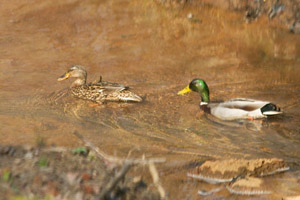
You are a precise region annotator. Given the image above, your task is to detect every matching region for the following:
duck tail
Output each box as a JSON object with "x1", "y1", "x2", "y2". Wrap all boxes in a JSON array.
[
  {"x1": 119, "y1": 91, "x2": 143, "y2": 102},
  {"x1": 261, "y1": 103, "x2": 282, "y2": 116}
]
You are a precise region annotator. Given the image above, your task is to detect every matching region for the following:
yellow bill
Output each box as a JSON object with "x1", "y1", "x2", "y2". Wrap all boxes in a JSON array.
[
  {"x1": 177, "y1": 85, "x2": 191, "y2": 95},
  {"x1": 57, "y1": 72, "x2": 70, "y2": 81}
]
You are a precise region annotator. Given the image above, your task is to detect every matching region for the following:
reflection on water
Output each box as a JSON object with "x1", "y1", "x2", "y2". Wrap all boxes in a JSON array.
[{"x1": 0, "y1": 0, "x2": 300, "y2": 198}]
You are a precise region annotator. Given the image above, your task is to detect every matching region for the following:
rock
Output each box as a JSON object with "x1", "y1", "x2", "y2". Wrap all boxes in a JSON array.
[
  {"x1": 188, "y1": 158, "x2": 289, "y2": 184},
  {"x1": 133, "y1": 176, "x2": 142, "y2": 183},
  {"x1": 24, "y1": 152, "x2": 33, "y2": 159},
  {"x1": 82, "y1": 184, "x2": 95, "y2": 194},
  {"x1": 290, "y1": 22, "x2": 300, "y2": 34},
  {"x1": 74, "y1": 192, "x2": 84, "y2": 200},
  {"x1": 187, "y1": 13, "x2": 193, "y2": 19},
  {"x1": 81, "y1": 173, "x2": 92, "y2": 182},
  {"x1": 226, "y1": 177, "x2": 272, "y2": 195},
  {"x1": 14, "y1": 158, "x2": 22, "y2": 165},
  {"x1": 65, "y1": 172, "x2": 78, "y2": 185}
]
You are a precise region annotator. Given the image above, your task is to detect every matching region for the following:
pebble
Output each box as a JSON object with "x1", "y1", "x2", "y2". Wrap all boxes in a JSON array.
[
  {"x1": 290, "y1": 22, "x2": 300, "y2": 34},
  {"x1": 74, "y1": 192, "x2": 84, "y2": 200},
  {"x1": 133, "y1": 176, "x2": 142, "y2": 183},
  {"x1": 187, "y1": 13, "x2": 193, "y2": 19},
  {"x1": 14, "y1": 158, "x2": 22, "y2": 165},
  {"x1": 65, "y1": 172, "x2": 78, "y2": 185},
  {"x1": 24, "y1": 152, "x2": 33, "y2": 159},
  {"x1": 83, "y1": 184, "x2": 95, "y2": 194},
  {"x1": 81, "y1": 173, "x2": 92, "y2": 181}
]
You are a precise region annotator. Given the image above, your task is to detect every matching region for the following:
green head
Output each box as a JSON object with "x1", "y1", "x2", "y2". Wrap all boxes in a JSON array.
[{"x1": 177, "y1": 79, "x2": 210, "y2": 102}]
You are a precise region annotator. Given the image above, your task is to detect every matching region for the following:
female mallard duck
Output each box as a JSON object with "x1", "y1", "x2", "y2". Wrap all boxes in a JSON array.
[
  {"x1": 178, "y1": 79, "x2": 282, "y2": 120},
  {"x1": 57, "y1": 65, "x2": 142, "y2": 103}
]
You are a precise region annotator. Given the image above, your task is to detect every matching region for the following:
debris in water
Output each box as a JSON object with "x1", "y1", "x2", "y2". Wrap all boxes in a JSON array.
[{"x1": 198, "y1": 187, "x2": 223, "y2": 196}]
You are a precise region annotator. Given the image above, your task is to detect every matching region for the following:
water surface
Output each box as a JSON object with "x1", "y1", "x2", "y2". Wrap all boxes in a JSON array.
[{"x1": 0, "y1": 0, "x2": 300, "y2": 198}]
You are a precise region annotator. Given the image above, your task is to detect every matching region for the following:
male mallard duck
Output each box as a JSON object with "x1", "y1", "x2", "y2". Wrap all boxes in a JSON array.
[
  {"x1": 178, "y1": 79, "x2": 282, "y2": 120},
  {"x1": 57, "y1": 65, "x2": 142, "y2": 103}
]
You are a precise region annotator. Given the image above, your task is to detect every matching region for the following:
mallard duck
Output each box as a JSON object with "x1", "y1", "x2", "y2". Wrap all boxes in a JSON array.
[
  {"x1": 57, "y1": 65, "x2": 142, "y2": 103},
  {"x1": 178, "y1": 79, "x2": 282, "y2": 120}
]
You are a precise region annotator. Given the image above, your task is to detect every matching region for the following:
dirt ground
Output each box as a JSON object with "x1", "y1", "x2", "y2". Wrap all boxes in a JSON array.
[
  {"x1": 156, "y1": 0, "x2": 300, "y2": 32},
  {"x1": 0, "y1": 145, "x2": 161, "y2": 200}
]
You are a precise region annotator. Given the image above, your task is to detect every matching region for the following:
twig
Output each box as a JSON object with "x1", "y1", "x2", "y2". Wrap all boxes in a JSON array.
[
  {"x1": 198, "y1": 187, "x2": 223, "y2": 196},
  {"x1": 149, "y1": 162, "x2": 166, "y2": 200},
  {"x1": 72, "y1": 131, "x2": 111, "y2": 164},
  {"x1": 72, "y1": 131, "x2": 166, "y2": 165},
  {"x1": 98, "y1": 162, "x2": 132, "y2": 199},
  {"x1": 43, "y1": 147, "x2": 68, "y2": 152}
]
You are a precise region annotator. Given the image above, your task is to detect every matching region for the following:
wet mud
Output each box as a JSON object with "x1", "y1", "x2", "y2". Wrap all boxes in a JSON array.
[{"x1": 0, "y1": 0, "x2": 300, "y2": 199}]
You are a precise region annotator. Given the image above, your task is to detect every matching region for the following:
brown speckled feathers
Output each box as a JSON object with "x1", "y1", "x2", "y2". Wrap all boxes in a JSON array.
[
  {"x1": 71, "y1": 84, "x2": 142, "y2": 103},
  {"x1": 58, "y1": 65, "x2": 142, "y2": 103}
]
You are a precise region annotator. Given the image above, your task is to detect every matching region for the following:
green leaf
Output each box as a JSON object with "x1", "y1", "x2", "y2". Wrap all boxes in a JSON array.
[
  {"x1": 72, "y1": 147, "x2": 88, "y2": 155},
  {"x1": 38, "y1": 156, "x2": 48, "y2": 167},
  {"x1": 3, "y1": 170, "x2": 10, "y2": 182}
]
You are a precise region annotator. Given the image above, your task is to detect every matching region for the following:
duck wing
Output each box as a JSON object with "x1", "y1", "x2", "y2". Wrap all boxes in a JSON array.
[
  {"x1": 88, "y1": 79, "x2": 128, "y2": 92},
  {"x1": 86, "y1": 84, "x2": 125, "y2": 95},
  {"x1": 220, "y1": 98, "x2": 269, "y2": 111},
  {"x1": 208, "y1": 98, "x2": 281, "y2": 120},
  {"x1": 85, "y1": 84, "x2": 142, "y2": 102}
]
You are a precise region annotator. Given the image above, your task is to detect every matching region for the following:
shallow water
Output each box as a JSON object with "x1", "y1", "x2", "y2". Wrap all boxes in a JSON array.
[{"x1": 0, "y1": 0, "x2": 300, "y2": 199}]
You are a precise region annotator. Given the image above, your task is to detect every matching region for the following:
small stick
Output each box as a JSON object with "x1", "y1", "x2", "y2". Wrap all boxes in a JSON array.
[
  {"x1": 198, "y1": 187, "x2": 223, "y2": 196},
  {"x1": 149, "y1": 162, "x2": 166, "y2": 199},
  {"x1": 72, "y1": 130, "x2": 111, "y2": 164},
  {"x1": 98, "y1": 162, "x2": 132, "y2": 199},
  {"x1": 72, "y1": 131, "x2": 166, "y2": 165}
]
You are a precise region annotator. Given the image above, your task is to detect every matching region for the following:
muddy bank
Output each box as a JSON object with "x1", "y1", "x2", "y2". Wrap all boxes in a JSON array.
[
  {"x1": 0, "y1": 145, "x2": 160, "y2": 200},
  {"x1": 2, "y1": 143, "x2": 299, "y2": 200},
  {"x1": 156, "y1": 0, "x2": 300, "y2": 32}
]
